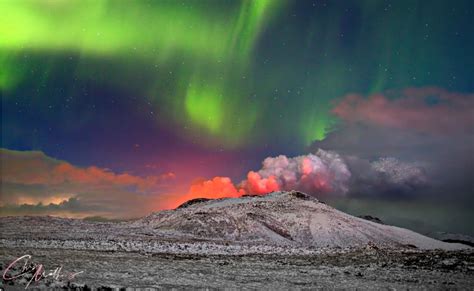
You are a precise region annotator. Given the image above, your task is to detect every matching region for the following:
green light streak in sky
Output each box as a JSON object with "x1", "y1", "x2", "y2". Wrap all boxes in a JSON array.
[
  {"x1": 230, "y1": 0, "x2": 276, "y2": 60},
  {"x1": 0, "y1": 0, "x2": 279, "y2": 61},
  {"x1": 185, "y1": 80, "x2": 224, "y2": 134},
  {"x1": 0, "y1": 55, "x2": 22, "y2": 92},
  {"x1": 179, "y1": 67, "x2": 258, "y2": 148},
  {"x1": 0, "y1": 0, "x2": 282, "y2": 148},
  {"x1": 302, "y1": 114, "x2": 332, "y2": 144}
]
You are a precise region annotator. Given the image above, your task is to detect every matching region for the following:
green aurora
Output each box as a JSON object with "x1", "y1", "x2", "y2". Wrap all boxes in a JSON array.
[{"x1": 1, "y1": 0, "x2": 472, "y2": 149}]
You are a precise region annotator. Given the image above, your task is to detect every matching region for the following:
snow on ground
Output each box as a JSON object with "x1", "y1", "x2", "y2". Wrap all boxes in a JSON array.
[
  {"x1": 0, "y1": 191, "x2": 468, "y2": 256},
  {"x1": 0, "y1": 191, "x2": 472, "y2": 289}
]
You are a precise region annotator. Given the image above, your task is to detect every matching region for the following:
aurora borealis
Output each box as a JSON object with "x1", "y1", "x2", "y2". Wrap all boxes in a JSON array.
[{"x1": 1, "y1": 1, "x2": 473, "y2": 234}]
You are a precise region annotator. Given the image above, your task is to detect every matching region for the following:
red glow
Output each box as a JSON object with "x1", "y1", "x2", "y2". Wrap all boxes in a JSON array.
[
  {"x1": 301, "y1": 158, "x2": 312, "y2": 175},
  {"x1": 169, "y1": 176, "x2": 246, "y2": 208},
  {"x1": 244, "y1": 171, "x2": 280, "y2": 194}
]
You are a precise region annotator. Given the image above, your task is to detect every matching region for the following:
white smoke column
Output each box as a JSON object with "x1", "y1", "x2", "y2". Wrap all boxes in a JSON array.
[{"x1": 240, "y1": 149, "x2": 351, "y2": 195}]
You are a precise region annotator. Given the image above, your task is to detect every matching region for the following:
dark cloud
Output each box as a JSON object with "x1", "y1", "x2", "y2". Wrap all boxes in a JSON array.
[
  {"x1": 343, "y1": 156, "x2": 428, "y2": 199},
  {"x1": 310, "y1": 87, "x2": 474, "y2": 234},
  {"x1": 311, "y1": 87, "x2": 473, "y2": 199}
]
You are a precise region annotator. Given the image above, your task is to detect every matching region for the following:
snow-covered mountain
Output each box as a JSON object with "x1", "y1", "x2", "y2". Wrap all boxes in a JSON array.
[{"x1": 134, "y1": 191, "x2": 465, "y2": 250}]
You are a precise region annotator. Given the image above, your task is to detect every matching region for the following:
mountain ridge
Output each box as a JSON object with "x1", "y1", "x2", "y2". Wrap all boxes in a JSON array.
[{"x1": 134, "y1": 191, "x2": 467, "y2": 250}]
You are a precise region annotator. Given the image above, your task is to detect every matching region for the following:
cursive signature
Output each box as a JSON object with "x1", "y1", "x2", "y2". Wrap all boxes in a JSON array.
[{"x1": 2, "y1": 254, "x2": 83, "y2": 289}]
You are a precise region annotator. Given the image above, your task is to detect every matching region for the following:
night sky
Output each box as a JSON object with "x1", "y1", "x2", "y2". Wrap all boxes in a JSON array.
[{"x1": 1, "y1": 1, "x2": 473, "y2": 235}]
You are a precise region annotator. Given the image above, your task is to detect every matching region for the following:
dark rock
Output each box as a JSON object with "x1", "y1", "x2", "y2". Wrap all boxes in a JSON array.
[
  {"x1": 177, "y1": 198, "x2": 212, "y2": 209},
  {"x1": 242, "y1": 194, "x2": 261, "y2": 198},
  {"x1": 288, "y1": 191, "x2": 312, "y2": 200},
  {"x1": 358, "y1": 215, "x2": 384, "y2": 225}
]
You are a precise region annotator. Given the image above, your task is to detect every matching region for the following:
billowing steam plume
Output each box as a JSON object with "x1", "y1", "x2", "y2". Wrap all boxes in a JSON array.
[
  {"x1": 183, "y1": 149, "x2": 428, "y2": 202},
  {"x1": 240, "y1": 149, "x2": 351, "y2": 195}
]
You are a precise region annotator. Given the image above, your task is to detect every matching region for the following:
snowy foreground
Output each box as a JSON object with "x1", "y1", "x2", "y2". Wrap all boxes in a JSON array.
[{"x1": 1, "y1": 191, "x2": 473, "y2": 289}]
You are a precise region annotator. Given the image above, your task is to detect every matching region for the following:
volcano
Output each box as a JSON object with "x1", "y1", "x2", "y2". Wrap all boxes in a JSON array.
[{"x1": 134, "y1": 191, "x2": 465, "y2": 250}]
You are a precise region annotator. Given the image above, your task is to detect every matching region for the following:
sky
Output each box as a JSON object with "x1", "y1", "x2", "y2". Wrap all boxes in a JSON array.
[{"x1": 1, "y1": 0, "x2": 473, "y2": 235}]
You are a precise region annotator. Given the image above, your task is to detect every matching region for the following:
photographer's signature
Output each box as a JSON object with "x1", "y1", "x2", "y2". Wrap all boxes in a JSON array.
[{"x1": 2, "y1": 255, "x2": 83, "y2": 289}]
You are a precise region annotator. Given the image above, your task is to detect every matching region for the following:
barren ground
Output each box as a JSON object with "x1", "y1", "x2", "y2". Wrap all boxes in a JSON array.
[{"x1": 1, "y1": 247, "x2": 473, "y2": 289}]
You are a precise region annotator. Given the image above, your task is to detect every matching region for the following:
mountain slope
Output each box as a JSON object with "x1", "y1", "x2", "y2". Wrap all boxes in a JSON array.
[{"x1": 135, "y1": 191, "x2": 466, "y2": 250}]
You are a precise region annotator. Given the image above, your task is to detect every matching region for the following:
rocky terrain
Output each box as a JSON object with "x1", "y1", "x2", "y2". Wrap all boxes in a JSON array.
[{"x1": 1, "y1": 191, "x2": 472, "y2": 289}]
